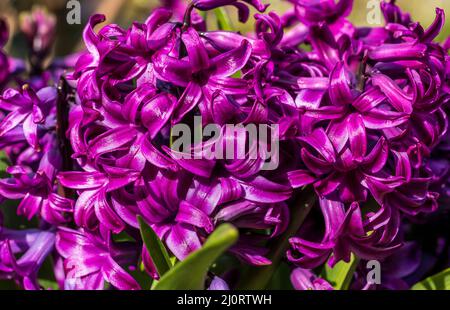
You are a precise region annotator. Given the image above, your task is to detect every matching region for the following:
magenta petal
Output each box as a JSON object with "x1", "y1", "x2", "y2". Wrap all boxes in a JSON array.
[
  {"x1": 202, "y1": 31, "x2": 269, "y2": 57},
  {"x1": 362, "y1": 108, "x2": 409, "y2": 129},
  {"x1": 141, "y1": 245, "x2": 159, "y2": 279},
  {"x1": 421, "y1": 8, "x2": 445, "y2": 43},
  {"x1": 309, "y1": 24, "x2": 340, "y2": 70},
  {"x1": 210, "y1": 91, "x2": 239, "y2": 125},
  {"x1": 58, "y1": 171, "x2": 107, "y2": 190},
  {"x1": 0, "y1": 109, "x2": 28, "y2": 136},
  {"x1": 291, "y1": 268, "x2": 333, "y2": 290},
  {"x1": 176, "y1": 201, "x2": 214, "y2": 233},
  {"x1": 393, "y1": 151, "x2": 412, "y2": 181},
  {"x1": 182, "y1": 27, "x2": 210, "y2": 71},
  {"x1": 122, "y1": 83, "x2": 157, "y2": 123},
  {"x1": 88, "y1": 126, "x2": 137, "y2": 159},
  {"x1": 74, "y1": 190, "x2": 99, "y2": 230},
  {"x1": 352, "y1": 87, "x2": 385, "y2": 112},
  {"x1": 208, "y1": 276, "x2": 229, "y2": 290},
  {"x1": 83, "y1": 14, "x2": 106, "y2": 59},
  {"x1": 165, "y1": 224, "x2": 202, "y2": 260},
  {"x1": 17, "y1": 192, "x2": 42, "y2": 220},
  {"x1": 327, "y1": 118, "x2": 349, "y2": 153},
  {"x1": 363, "y1": 138, "x2": 388, "y2": 173},
  {"x1": 186, "y1": 179, "x2": 222, "y2": 215},
  {"x1": 153, "y1": 54, "x2": 192, "y2": 87},
  {"x1": 371, "y1": 74, "x2": 413, "y2": 114},
  {"x1": 347, "y1": 113, "x2": 367, "y2": 160},
  {"x1": 211, "y1": 40, "x2": 252, "y2": 77},
  {"x1": 207, "y1": 76, "x2": 249, "y2": 95},
  {"x1": 144, "y1": 7, "x2": 172, "y2": 33},
  {"x1": 214, "y1": 200, "x2": 255, "y2": 222},
  {"x1": 303, "y1": 105, "x2": 346, "y2": 120},
  {"x1": 47, "y1": 192, "x2": 74, "y2": 211},
  {"x1": 141, "y1": 137, "x2": 176, "y2": 169},
  {"x1": 299, "y1": 128, "x2": 336, "y2": 163},
  {"x1": 239, "y1": 176, "x2": 292, "y2": 203},
  {"x1": 163, "y1": 145, "x2": 215, "y2": 178},
  {"x1": 287, "y1": 169, "x2": 316, "y2": 188},
  {"x1": 110, "y1": 192, "x2": 140, "y2": 228},
  {"x1": 0, "y1": 179, "x2": 26, "y2": 199},
  {"x1": 301, "y1": 148, "x2": 333, "y2": 175},
  {"x1": 95, "y1": 189, "x2": 125, "y2": 234},
  {"x1": 172, "y1": 82, "x2": 203, "y2": 124},
  {"x1": 141, "y1": 93, "x2": 177, "y2": 138},
  {"x1": 314, "y1": 172, "x2": 342, "y2": 197},
  {"x1": 368, "y1": 42, "x2": 427, "y2": 61},
  {"x1": 101, "y1": 256, "x2": 140, "y2": 290},
  {"x1": 147, "y1": 22, "x2": 176, "y2": 51},
  {"x1": 22, "y1": 114, "x2": 39, "y2": 150},
  {"x1": 329, "y1": 62, "x2": 354, "y2": 106},
  {"x1": 229, "y1": 241, "x2": 271, "y2": 266}
]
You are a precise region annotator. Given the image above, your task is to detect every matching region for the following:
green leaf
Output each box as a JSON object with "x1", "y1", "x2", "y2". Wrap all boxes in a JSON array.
[
  {"x1": 412, "y1": 268, "x2": 450, "y2": 290},
  {"x1": 299, "y1": 43, "x2": 312, "y2": 52},
  {"x1": 214, "y1": 8, "x2": 233, "y2": 31},
  {"x1": 0, "y1": 151, "x2": 9, "y2": 177},
  {"x1": 153, "y1": 223, "x2": 239, "y2": 290},
  {"x1": 321, "y1": 253, "x2": 359, "y2": 290},
  {"x1": 38, "y1": 279, "x2": 59, "y2": 290},
  {"x1": 138, "y1": 216, "x2": 172, "y2": 278}
]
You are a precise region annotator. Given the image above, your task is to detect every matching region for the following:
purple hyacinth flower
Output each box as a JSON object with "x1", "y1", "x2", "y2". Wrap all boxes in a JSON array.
[
  {"x1": 290, "y1": 268, "x2": 333, "y2": 290},
  {"x1": 0, "y1": 86, "x2": 57, "y2": 150},
  {"x1": 287, "y1": 198, "x2": 401, "y2": 269},
  {"x1": 56, "y1": 227, "x2": 140, "y2": 290},
  {"x1": 0, "y1": 228, "x2": 55, "y2": 290},
  {"x1": 136, "y1": 171, "x2": 206, "y2": 260},
  {"x1": 381, "y1": 0, "x2": 412, "y2": 26},
  {"x1": 72, "y1": 11, "x2": 176, "y2": 103},
  {"x1": 293, "y1": 0, "x2": 355, "y2": 39},
  {"x1": 0, "y1": 165, "x2": 73, "y2": 224},
  {"x1": 288, "y1": 127, "x2": 402, "y2": 204},
  {"x1": 153, "y1": 27, "x2": 252, "y2": 123},
  {"x1": 58, "y1": 167, "x2": 141, "y2": 233},
  {"x1": 207, "y1": 276, "x2": 230, "y2": 290},
  {"x1": 19, "y1": 7, "x2": 56, "y2": 60},
  {"x1": 293, "y1": 0, "x2": 353, "y2": 25}
]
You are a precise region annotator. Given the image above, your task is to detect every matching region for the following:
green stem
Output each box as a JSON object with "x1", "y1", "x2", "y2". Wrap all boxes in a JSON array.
[
  {"x1": 321, "y1": 254, "x2": 360, "y2": 290},
  {"x1": 236, "y1": 187, "x2": 316, "y2": 289},
  {"x1": 214, "y1": 8, "x2": 233, "y2": 31}
]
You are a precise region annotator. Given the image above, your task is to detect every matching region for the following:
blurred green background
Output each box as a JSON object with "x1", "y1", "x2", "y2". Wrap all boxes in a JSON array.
[{"x1": 1, "y1": 0, "x2": 450, "y2": 58}]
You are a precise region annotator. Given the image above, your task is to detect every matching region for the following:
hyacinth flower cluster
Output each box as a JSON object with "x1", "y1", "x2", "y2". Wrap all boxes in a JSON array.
[{"x1": 0, "y1": 0, "x2": 449, "y2": 290}]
